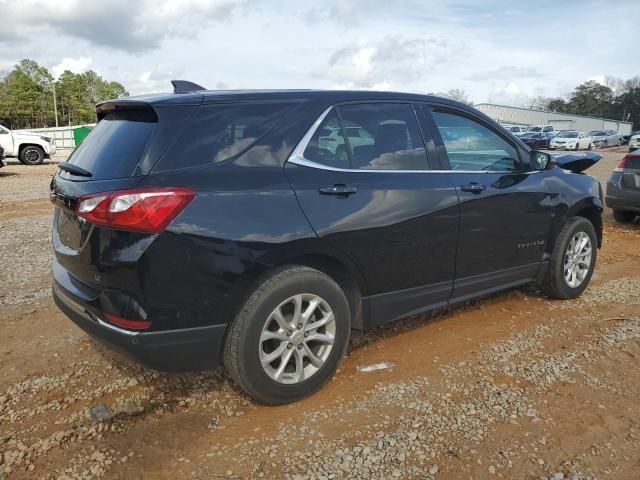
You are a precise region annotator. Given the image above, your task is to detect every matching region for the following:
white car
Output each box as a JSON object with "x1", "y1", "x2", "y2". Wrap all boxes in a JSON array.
[
  {"x1": 503, "y1": 125, "x2": 527, "y2": 136},
  {"x1": 319, "y1": 126, "x2": 374, "y2": 160},
  {"x1": 0, "y1": 124, "x2": 57, "y2": 165},
  {"x1": 588, "y1": 129, "x2": 621, "y2": 148},
  {"x1": 550, "y1": 131, "x2": 592, "y2": 150},
  {"x1": 628, "y1": 133, "x2": 640, "y2": 153}
]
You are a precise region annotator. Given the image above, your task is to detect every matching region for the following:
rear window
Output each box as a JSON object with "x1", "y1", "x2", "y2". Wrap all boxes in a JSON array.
[
  {"x1": 156, "y1": 101, "x2": 299, "y2": 171},
  {"x1": 64, "y1": 110, "x2": 157, "y2": 180}
]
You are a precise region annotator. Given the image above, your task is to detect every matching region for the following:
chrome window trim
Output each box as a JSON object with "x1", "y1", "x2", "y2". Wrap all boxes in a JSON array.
[{"x1": 286, "y1": 106, "x2": 538, "y2": 175}]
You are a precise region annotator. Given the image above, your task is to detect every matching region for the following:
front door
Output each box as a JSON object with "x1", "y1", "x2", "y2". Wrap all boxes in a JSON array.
[
  {"x1": 285, "y1": 102, "x2": 459, "y2": 327},
  {"x1": 423, "y1": 105, "x2": 553, "y2": 302}
]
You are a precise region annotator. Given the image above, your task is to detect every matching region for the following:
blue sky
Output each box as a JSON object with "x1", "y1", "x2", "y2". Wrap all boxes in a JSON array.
[{"x1": 0, "y1": 0, "x2": 637, "y2": 105}]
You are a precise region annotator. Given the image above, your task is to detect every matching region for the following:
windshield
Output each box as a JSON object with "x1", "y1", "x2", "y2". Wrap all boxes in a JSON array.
[
  {"x1": 589, "y1": 131, "x2": 606, "y2": 136},
  {"x1": 526, "y1": 126, "x2": 542, "y2": 132},
  {"x1": 556, "y1": 131, "x2": 579, "y2": 138}
]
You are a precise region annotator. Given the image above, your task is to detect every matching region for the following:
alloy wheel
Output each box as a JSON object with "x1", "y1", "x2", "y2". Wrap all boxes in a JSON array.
[
  {"x1": 563, "y1": 231, "x2": 592, "y2": 288},
  {"x1": 259, "y1": 293, "x2": 336, "y2": 384},
  {"x1": 24, "y1": 148, "x2": 41, "y2": 164}
]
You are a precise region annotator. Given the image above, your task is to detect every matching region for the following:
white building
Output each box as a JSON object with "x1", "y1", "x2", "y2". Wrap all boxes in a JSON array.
[{"x1": 475, "y1": 104, "x2": 633, "y2": 135}]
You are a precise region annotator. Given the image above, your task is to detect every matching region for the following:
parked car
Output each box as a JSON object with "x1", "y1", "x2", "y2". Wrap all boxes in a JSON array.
[
  {"x1": 0, "y1": 124, "x2": 56, "y2": 165},
  {"x1": 588, "y1": 130, "x2": 621, "y2": 148},
  {"x1": 627, "y1": 132, "x2": 640, "y2": 152},
  {"x1": 520, "y1": 131, "x2": 551, "y2": 149},
  {"x1": 549, "y1": 131, "x2": 592, "y2": 150},
  {"x1": 621, "y1": 130, "x2": 639, "y2": 145},
  {"x1": 605, "y1": 151, "x2": 640, "y2": 223},
  {"x1": 503, "y1": 125, "x2": 526, "y2": 136},
  {"x1": 525, "y1": 125, "x2": 557, "y2": 138},
  {"x1": 50, "y1": 83, "x2": 603, "y2": 404},
  {"x1": 318, "y1": 125, "x2": 374, "y2": 164}
]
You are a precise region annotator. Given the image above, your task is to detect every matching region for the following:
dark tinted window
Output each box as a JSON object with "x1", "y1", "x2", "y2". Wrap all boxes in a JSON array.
[
  {"x1": 303, "y1": 109, "x2": 350, "y2": 168},
  {"x1": 158, "y1": 102, "x2": 299, "y2": 171},
  {"x1": 430, "y1": 109, "x2": 520, "y2": 172},
  {"x1": 337, "y1": 103, "x2": 428, "y2": 170},
  {"x1": 65, "y1": 110, "x2": 156, "y2": 180}
]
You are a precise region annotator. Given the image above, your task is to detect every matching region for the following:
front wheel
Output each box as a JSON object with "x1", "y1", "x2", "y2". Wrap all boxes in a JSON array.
[
  {"x1": 19, "y1": 146, "x2": 45, "y2": 165},
  {"x1": 538, "y1": 217, "x2": 597, "y2": 299},
  {"x1": 223, "y1": 266, "x2": 351, "y2": 404}
]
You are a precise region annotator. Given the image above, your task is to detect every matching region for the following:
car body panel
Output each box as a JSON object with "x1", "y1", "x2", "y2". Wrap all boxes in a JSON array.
[{"x1": 606, "y1": 152, "x2": 640, "y2": 213}]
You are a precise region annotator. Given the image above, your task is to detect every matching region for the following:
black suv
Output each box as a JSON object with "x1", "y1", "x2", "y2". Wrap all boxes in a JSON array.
[{"x1": 51, "y1": 83, "x2": 603, "y2": 404}]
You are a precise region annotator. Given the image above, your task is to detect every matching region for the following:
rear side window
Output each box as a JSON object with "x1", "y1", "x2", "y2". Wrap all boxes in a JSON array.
[
  {"x1": 157, "y1": 102, "x2": 299, "y2": 171},
  {"x1": 65, "y1": 110, "x2": 157, "y2": 180},
  {"x1": 337, "y1": 103, "x2": 429, "y2": 170},
  {"x1": 303, "y1": 110, "x2": 350, "y2": 168}
]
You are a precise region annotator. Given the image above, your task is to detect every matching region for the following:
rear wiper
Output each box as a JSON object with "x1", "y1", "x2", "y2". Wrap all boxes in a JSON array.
[{"x1": 57, "y1": 162, "x2": 92, "y2": 177}]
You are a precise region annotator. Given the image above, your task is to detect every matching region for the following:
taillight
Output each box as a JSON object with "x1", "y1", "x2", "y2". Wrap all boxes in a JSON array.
[
  {"x1": 104, "y1": 313, "x2": 151, "y2": 330},
  {"x1": 614, "y1": 156, "x2": 629, "y2": 172},
  {"x1": 76, "y1": 187, "x2": 196, "y2": 233}
]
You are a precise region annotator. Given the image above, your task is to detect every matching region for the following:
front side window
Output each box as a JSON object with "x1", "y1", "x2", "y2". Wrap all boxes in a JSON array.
[
  {"x1": 336, "y1": 103, "x2": 429, "y2": 170},
  {"x1": 430, "y1": 109, "x2": 521, "y2": 172},
  {"x1": 543, "y1": 126, "x2": 553, "y2": 132}
]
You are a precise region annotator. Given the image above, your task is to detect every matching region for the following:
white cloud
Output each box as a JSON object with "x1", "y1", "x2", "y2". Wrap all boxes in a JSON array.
[
  {"x1": 0, "y1": 0, "x2": 248, "y2": 52},
  {"x1": 0, "y1": 0, "x2": 637, "y2": 105},
  {"x1": 52, "y1": 57, "x2": 93, "y2": 78},
  {"x1": 315, "y1": 36, "x2": 457, "y2": 90}
]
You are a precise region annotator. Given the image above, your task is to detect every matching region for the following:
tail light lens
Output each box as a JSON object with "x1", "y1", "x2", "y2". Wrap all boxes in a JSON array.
[
  {"x1": 76, "y1": 187, "x2": 196, "y2": 233},
  {"x1": 104, "y1": 313, "x2": 151, "y2": 330},
  {"x1": 614, "y1": 155, "x2": 629, "y2": 172}
]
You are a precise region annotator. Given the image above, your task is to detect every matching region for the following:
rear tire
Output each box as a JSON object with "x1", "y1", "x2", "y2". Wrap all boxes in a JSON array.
[
  {"x1": 538, "y1": 217, "x2": 597, "y2": 299},
  {"x1": 19, "y1": 146, "x2": 44, "y2": 165},
  {"x1": 613, "y1": 210, "x2": 636, "y2": 224},
  {"x1": 223, "y1": 266, "x2": 351, "y2": 405}
]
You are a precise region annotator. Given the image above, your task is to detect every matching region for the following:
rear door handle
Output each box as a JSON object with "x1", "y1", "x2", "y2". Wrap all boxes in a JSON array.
[
  {"x1": 319, "y1": 184, "x2": 358, "y2": 196},
  {"x1": 460, "y1": 183, "x2": 486, "y2": 193}
]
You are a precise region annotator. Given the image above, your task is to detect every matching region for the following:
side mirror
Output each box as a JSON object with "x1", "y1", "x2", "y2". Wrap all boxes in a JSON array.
[{"x1": 531, "y1": 151, "x2": 552, "y2": 170}]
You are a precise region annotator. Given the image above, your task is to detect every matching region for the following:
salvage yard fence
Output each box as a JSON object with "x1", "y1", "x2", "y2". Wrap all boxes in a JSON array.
[{"x1": 15, "y1": 124, "x2": 95, "y2": 155}]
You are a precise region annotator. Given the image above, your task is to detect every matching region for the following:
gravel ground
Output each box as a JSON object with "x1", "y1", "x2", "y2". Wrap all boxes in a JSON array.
[{"x1": 1, "y1": 149, "x2": 639, "y2": 479}]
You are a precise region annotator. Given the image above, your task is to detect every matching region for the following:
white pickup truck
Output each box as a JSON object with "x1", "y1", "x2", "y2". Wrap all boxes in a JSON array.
[{"x1": 0, "y1": 124, "x2": 57, "y2": 165}]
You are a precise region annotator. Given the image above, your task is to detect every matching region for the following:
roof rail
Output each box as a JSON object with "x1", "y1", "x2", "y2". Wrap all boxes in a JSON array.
[{"x1": 171, "y1": 80, "x2": 206, "y2": 94}]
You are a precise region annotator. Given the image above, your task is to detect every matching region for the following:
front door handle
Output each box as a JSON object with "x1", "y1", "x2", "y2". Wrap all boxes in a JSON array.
[
  {"x1": 319, "y1": 184, "x2": 358, "y2": 196},
  {"x1": 460, "y1": 183, "x2": 486, "y2": 194}
]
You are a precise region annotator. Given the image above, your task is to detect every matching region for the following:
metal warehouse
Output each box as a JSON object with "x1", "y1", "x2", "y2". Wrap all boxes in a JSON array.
[{"x1": 475, "y1": 103, "x2": 633, "y2": 135}]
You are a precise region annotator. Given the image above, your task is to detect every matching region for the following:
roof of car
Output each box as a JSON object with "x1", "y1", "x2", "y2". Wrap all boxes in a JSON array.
[{"x1": 98, "y1": 89, "x2": 469, "y2": 108}]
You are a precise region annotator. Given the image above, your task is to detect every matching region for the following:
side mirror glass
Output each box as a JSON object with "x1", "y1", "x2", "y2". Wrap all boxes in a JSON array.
[{"x1": 531, "y1": 151, "x2": 551, "y2": 170}]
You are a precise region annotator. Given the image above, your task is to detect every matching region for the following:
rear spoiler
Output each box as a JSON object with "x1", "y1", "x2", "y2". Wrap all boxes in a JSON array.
[
  {"x1": 95, "y1": 100, "x2": 156, "y2": 121},
  {"x1": 552, "y1": 151, "x2": 601, "y2": 173}
]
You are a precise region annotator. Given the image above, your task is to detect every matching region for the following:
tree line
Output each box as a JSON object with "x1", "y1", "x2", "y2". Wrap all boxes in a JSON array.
[
  {"x1": 528, "y1": 76, "x2": 640, "y2": 130},
  {"x1": 0, "y1": 59, "x2": 128, "y2": 130}
]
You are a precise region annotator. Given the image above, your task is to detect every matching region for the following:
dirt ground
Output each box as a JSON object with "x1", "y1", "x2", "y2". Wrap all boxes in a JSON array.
[{"x1": 0, "y1": 149, "x2": 639, "y2": 480}]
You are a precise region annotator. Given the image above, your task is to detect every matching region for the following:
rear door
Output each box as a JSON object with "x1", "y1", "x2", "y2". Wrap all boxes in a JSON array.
[
  {"x1": 285, "y1": 102, "x2": 459, "y2": 327},
  {"x1": 421, "y1": 104, "x2": 553, "y2": 302}
]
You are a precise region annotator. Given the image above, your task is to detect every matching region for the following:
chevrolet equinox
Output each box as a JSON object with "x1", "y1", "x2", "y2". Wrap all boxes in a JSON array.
[{"x1": 51, "y1": 81, "x2": 603, "y2": 404}]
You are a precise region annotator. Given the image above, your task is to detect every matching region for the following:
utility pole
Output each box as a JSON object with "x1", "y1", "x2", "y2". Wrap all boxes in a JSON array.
[{"x1": 53, "y1": 82, "x2": 59, "y2": 128}]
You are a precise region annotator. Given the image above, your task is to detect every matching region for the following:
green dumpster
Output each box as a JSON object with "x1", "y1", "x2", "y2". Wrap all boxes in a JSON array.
[{"x1": 73, "y1": 126, "x2": 93, "y2": 146}]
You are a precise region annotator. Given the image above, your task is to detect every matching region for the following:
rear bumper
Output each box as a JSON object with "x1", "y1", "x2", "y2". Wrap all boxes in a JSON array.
[
  {"x1": 53, "y1": 280, "x2": 227, "y2": 371},
  {"x1": 605, "y1": 182, "x2": 640, "y2": 213}
]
